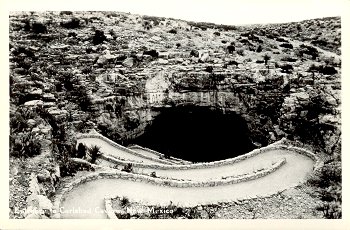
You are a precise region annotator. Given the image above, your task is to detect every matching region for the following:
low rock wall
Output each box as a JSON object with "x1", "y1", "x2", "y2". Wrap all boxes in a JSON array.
[
  {"x1": 77, "y1": 132, "x2": 173, "y2": 165},
  {"x1": 128, "y1": 144, "x2": 192, "y2": 164},
  {"x1": 78, "y1": 132, "x2": 290, "y2": 171}
]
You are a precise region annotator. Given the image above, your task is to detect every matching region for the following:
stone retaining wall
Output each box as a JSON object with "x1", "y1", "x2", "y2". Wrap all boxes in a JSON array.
[
  {"x1": 77, "y1": 132, "x2": 173, "y2": 165},
  {"x1": 78, "y1": 132, "x2": 289, "y2": 171},
  {"x1": 128, "y1": 144, "x2": 192, "y2": 165}
]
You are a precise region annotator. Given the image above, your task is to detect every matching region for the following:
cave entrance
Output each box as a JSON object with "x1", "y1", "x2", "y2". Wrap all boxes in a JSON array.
[{"x1": 130, "y1": 106, "x2": 255, "y2": 162}]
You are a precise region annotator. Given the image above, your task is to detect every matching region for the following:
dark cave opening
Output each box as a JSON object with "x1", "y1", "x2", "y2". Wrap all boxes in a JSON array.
[{"x1": 131, "y1": 106, "x2": 255, "y2": 162}]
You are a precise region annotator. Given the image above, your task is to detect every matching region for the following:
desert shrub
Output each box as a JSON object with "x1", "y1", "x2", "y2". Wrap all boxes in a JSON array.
[
  {"x1": 150, "y1": 171, "x2": 157, "y2": 177},
  {"x1": 213, "y1": 31, "x2": 220, "y2": 36},
  {"x1": 308, "y1": 64, "x2": 337, "y2": 75},
  {"x1": 256, "y1": 45, "x2": 262, "y2": 53},
  {"x1": 10, "y1": 107, "x2": 35, "y2": 133},
  {"x1": 299, "y1": 44, "x2": 319, "y2": 59},
  {"x1": 276, "y1": 37, "x2": 287, "y2": 42},
  {"x1": 190, "y1": 50, "x2": 199, "y2": 57},
  {"x1": 263, "y1": 53, "x2": 271, "y2": 65},
  {"x1": 280, "y1": 64, "x2": 294, "y2": 73},
  {"x1": 122, "y1": 163, "x2": 133, "y2": 173},
  {"x1": 68, "y1": 31, "x2": 77, "y2": 37},
  {"x1": 227, "y1": 45, "x2": 235, "y2": 53},
  {"x1": 87, "y1": 145, "x2": 101, "y2": 164},
  {"x1": 60, "y1": 18, "x2": 80, "y2": 29},
  {"x1": 307, "y1": 162, "x2": 341, "y2": 188},
  {"x1": 10, "y1": 132, "x2": 41, "y2": 158},
  {"x1": 227, "y1": 60, "x2": 239, "y2": 66},
  {"x1": 320, "y1": 66, "x2": 337, "y2": 75},
  {"x1": 31, "y1": 22, "x2": 47, "y2": 33},
  {"x1": 59, "y1": 162, "x2": 77, "y2": 177},
  {"x1": 60, "y1": 11, "x2": 73, "y2": 16},
  {"x1": 142, "y1": 20, "x2": 152, "y2": 30},
  {"x1": 120, "y1": 196, "x2": 130, "y2": 207},
  {"x1": 168, "y1": 29, "x2": 177, "y2": 34},
  {"x1": 280, "y1": 43, "x2": 293, "y2": 49},
  {"x1": 143, "y1": 49, "x2": 159, "y2": 58},
  {"x1": 237, "y1": 49, "x2": 244, "y2": 56},
  {"x1": 308, "y1": 160, "x2": 342, "y2": 219},
  {"x1": 76, "y1": 143, "x2": 87, "y2": 159},
  {"x1": 92, "y1": 29, "x2": 107, "y2": 45},
  {"x1": 316, "y1": 200, "x2": 342, "y2": 219},
  {"x1": 205, "y1": 66, "x2": 213, "y2": 73}
]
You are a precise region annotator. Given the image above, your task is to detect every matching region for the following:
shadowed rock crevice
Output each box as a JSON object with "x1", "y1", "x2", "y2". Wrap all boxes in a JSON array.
[{"x1": 130, "y1": 106, "x2": 255, "y2": 162}]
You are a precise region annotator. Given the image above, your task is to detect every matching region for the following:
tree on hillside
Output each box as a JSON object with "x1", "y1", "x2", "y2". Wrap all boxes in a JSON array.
[{"x1": 263, "y1": 53, "x2": 271, "y2": 66}]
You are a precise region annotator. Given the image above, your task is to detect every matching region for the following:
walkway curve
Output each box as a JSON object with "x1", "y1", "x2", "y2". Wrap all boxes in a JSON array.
[{"x1": 57, "y1": 135, "x2": 320, "y2": 218}]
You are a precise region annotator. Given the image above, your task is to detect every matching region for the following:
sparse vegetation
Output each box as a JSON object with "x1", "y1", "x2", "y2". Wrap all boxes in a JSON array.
[{"x1": 87, "y1": 145, "x2": 101, "y2": 164}]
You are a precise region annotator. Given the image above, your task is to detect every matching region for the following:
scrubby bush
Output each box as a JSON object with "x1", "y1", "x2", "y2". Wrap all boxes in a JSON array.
[
  {"x1": 168, "y1": 29, "x2": 177, "y2": 34},
  {"x1": 307, "y1": 162, "x2": 341, "y2": 188},
  {"x1": 227, "y1": 60, "x2": 239, "y2": 66},
  {"x1": 143, "y1": 49, "x2": 159, "y2": 58},
  {"x1": 60, "y1": 11, "x2": 73, "y2": 16},
  {"x1": 308, "y1": 64, "x2": 337, "y2": 75},
  {"x1": 205, "y1": 66, "x2": 213, "y2": 73},
  {"x1": 227, "y1": 45, "x2": 235, "y2": 54},
  {"x1": 31, "y1": 22, "x2": 47, "y2": 33},
  {"x1": 276, "y1": 37, "x2": 287, "y2": 42},
  {"x1": 122, "y1": 163, "x2": 133, "y2": 173},
  {"x1": 320, "y1": 66, "x2": 337, "y2": 75},
  {"x1": 10, "y1": 132, "x2": 41, "y2": 158},
  {"x1": 77, "y1": 143, "x2": 87, "y2": 159},
  {"x1": 150, "y1": 171, "x2": 157, "y2": 177},
  {"x1": 87, "y1": 145, "x2": 101, "y2": 164},
  {"x1": 263, "y1": 53, "x2": 271, "y2": 65},
  {"x1": 307, "y1": 160, "x2": 342, "y2": 219},
  {"x1": 237, "y1": 49, "x2": 244, "y2": 56},
  {"x1": 280, "y1": 43, "x2": 293, "y2": 49},
  {"x1": 213, "y1": 31, "x2": 220, "y2": 36},
  {"x1": 190, "y1": 50, "x2": 199, "y2": 57},
  {"x1": 92, "y1": 29, "x2": 107, "y2": 45},
  {"x1": 142, "y1": 20, "x2": 152, "y2": 30},
  {"x1": 280, "y1": 64, "x2": 293, "y2": 73},
  {"x1": 256, "y1": 45, "x2": 263, "y2": 53},
  {"x1": 60, "y1": 18, "x2": 80, "y2": 29},
  {"x1": 299, "y1": 44, "x2": 319, "y2": 60},
  {"x1": 120, "y1": 196, "x2": 130, "y2": 207}
]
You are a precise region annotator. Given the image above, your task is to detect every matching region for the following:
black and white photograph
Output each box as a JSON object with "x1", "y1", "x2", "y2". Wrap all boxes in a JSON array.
[{"x1": 3, "y1": 0, "x2": 349, "y2": 228}]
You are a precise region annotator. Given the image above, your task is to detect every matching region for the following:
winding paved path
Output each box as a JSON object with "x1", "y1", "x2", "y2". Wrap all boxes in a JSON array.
[{"x1": 61, "y1": 137, "x2": 315, "y2": 218}]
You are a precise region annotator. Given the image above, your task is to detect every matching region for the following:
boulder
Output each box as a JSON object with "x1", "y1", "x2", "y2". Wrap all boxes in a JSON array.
[
  {"x1": 122, "y1": 57, "x2": 134, "y2": 68},
  {"x1": 199, "y1": 50, "x2": 210, "y2": 62},
  {"x1": 27, "y1": 119, "x2": 36, "y2": 127},
  {"x1": 42, "y1": 93, "x2": 56, "y2": 102},
  {"x1": 37, "y1": 169, "x2": 51, "y2": 183},
  {"x1": 30, "y1": 89, "x2": 43, "y2": 96},
  {"x1": 24, "y1": 100, "x2": 43, "y2": 107},
  {"x1": 97, "y1": 55, "x2": 108, "y2": 65}
]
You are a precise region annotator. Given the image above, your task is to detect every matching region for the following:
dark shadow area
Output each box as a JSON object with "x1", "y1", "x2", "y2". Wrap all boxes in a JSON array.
[{"x1": 130, "y1": 106, "x2": 255, "y2": 162}]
